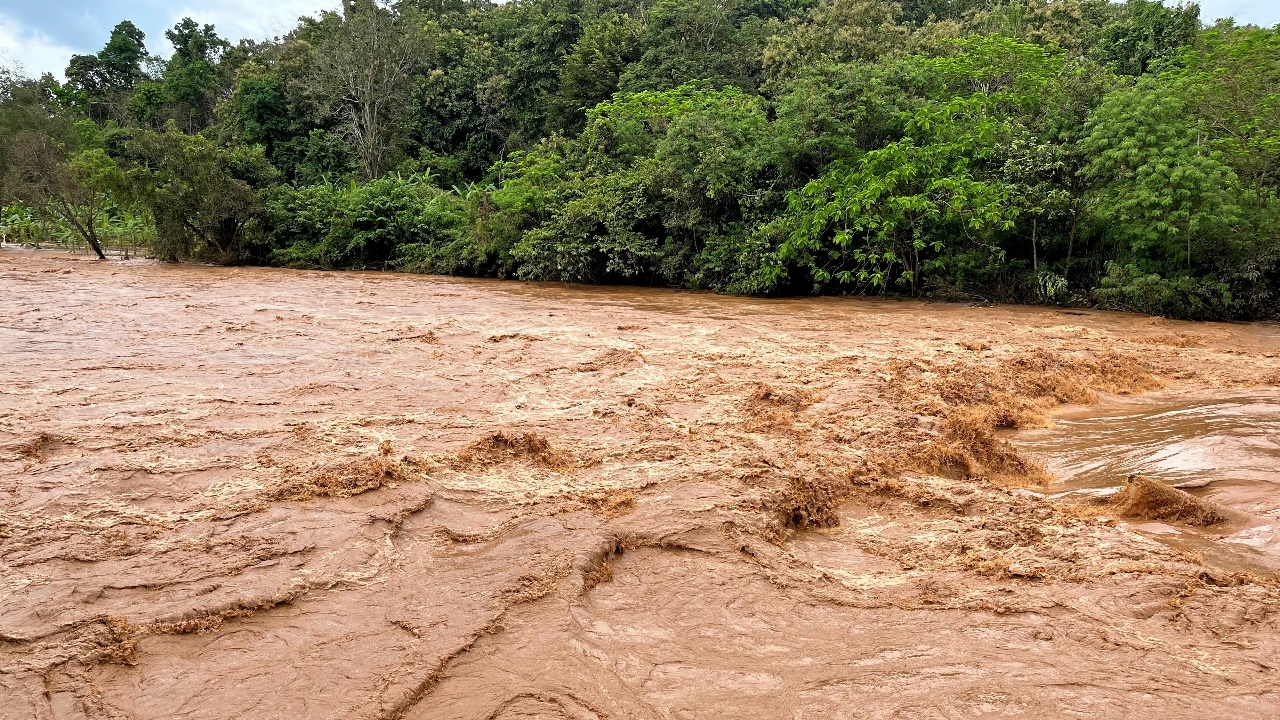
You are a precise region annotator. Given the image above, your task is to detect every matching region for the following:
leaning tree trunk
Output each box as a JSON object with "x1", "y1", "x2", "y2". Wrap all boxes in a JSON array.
[
  {"x1": 85, "y1": 224, "x2": 107, "y2": 260},
  {"x1": 55, "y1": 197, "x2": 107, "y2": 260}
]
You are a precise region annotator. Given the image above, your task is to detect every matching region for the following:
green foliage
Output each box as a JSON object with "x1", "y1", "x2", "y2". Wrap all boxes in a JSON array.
[
  {"x1": 63, "y1": 21, "x2": 150, "y2": 123},
  {"x1": 1082, "y1": 77, "x2": 1239, "y2": 271},
  {"x1": 1094, "y1": 262, "x2": 1233, "y2": 319},
  {"x1": 784, "y1": 95, "x2": 1018, "y2": 294},
  {"x1": 265, "y1": 174, "x2": 467, "y2": 270},
  {"x1": 272, "y1": 129, "x2": 354, "y2": 184},
  {"x1": 220, "y1": 63, "x2": 291, "y2": 151},
  {"x1": 761, "y1": 0, "x2": 907, "y2": 82},
  {"x1": 781, "y1": 38, "x2": 1064, "y2": 295},
  {"x1": 0, "y1": 199, "x2": 155, "y2": 254},
  {"x1": 118, "y1": 18, "x2": 236, "y2": 133},
  {"x1": 166, "y1": 19, "x2": 229, "y2": 66},
  {"x1": 0, "y1": 203, "x2": 40, "y2": 243},
  {"x1": 159, "y1": 20, "x2": 232, "y2": 131},
  {"x1": 0, "y1": 116, "x2": 131, "y2": 258},
  {"x1": 486, "y1": 0, "x2": 586, "y2": 144},
  {"x1": 505, "y1": 85, "x2": 778, "y2": 287},
  {"x1": 898, "y1": 0, "x2": 967, "y2": 27},
  {"x1": 548, "y1": 13, "x2": 644, "y2": 135},
  {"x1": 512, "y1": 173, "x2": 658, "y2": 282},
  {"x1": 766, "y1": 59, "x2": 926, "y2": 179},
  {"x1": 8, "y1": 0, "x2": 1280, "y2": 320},
  {"x1": 959, "y1": 0, "x2": 1123, "y2": 57},
  {"x1": 1080, "y1": 23, "x2": 1280, "y2": 317},
  {"x1": 1093, "y1": 0, "x2": 1199, "y2": 76},
  {"x1": 303, "y1": 1, "x2": 431, "y2": 180},
  {"x1": 97, "y1": 21, "x2": 150, "y2": 89},
  {"x1": 404, "y1": 15, "x2": 502, "y2": 183},
  {"x1": 125, "y1": 126, "x2": 278, "y2": 262},
  {"x1": 617, "y1": 0, "x2": 786, "y2": 93},
  {"x1": 1176, "y1": 26, "x2": 1280, "y2": 203}
]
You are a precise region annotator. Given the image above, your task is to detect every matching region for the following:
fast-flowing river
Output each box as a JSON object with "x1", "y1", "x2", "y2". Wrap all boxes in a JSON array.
[
  {"x1": 4, "y1": 249, "x2": 1280, "y2": 719},
  {"x1": 1013, "y1": 389, "x2": 1280, "y2": 567}
]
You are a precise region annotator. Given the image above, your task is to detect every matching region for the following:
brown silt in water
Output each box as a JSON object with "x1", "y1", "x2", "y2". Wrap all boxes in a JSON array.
[{"x1": 2, "y1": 249, "x2": 1280, "y2": 719}]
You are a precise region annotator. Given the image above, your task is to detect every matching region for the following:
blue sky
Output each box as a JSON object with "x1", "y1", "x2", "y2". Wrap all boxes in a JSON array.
[
  {"x1": 0, "y1": 0, "x2": 339, "y2": 77},
  {"x1": 2, "y1": 0, "x2": 1278, "y2": 79}
]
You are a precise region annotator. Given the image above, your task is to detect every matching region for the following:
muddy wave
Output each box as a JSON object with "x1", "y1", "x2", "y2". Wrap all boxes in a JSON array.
[{"x1": 3, "y1": 250, "x2": 1280, "y2": 719}]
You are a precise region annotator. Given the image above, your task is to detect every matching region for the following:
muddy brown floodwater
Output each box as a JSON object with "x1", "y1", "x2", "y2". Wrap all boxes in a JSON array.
[
  {"x1": 3, "y1": 250, "x2": 1280, "y2": 719},
  {"x1": 1014, "y1": 391, "x2": 1280, "y2": 574}
]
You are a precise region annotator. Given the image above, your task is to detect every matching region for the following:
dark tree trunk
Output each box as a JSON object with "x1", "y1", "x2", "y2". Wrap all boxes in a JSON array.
[{"x1": 85, "y1": 225, "x2": 107, "y2": 260}]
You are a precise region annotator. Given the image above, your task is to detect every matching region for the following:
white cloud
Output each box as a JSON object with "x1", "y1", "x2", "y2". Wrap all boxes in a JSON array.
[
  {"x1": 0, "y1": 2, "x2": 339, "y2": 79},
  {"x1": 169, "y1": 0, "x2": 338, "y2": 46},
  {"x1": 0, "y1": 14, "x2": 82, "y2": 79}
]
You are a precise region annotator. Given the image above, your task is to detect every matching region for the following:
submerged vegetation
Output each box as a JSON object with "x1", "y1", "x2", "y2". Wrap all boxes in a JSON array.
[{"x1": 1, "y1": 0, "x2": 1278, "y2": 319}]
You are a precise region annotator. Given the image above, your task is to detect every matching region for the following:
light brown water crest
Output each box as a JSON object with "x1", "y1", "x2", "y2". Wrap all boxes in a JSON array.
[
  {"x1": 3, "y1": 249, "x2": 1280, "y2": 719},
  {"x1": 1014, "y1": 391, "x2": 1280, "y2": 571}
]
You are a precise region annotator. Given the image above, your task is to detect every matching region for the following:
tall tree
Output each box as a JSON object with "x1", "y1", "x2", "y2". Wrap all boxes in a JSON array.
[
  {"x1": 761, "y1": 0, "x2": 907, "y2": 83},
  {"x1": 618, "y1": 0, "x2": 787, "y2": 93},
  {"x1": 305, "y1": 0, "x2": 431, "y2": 180},
  {"x1": 98, "y1": 21, "x2": 150, "y2": 89},
  {"x1": 64, "y1": 20, "x2": 150, "y2": 123},
  {"x1": 1082, "y1": 77, "x2": 1239, "y2": 271},
  {"x1": 163, "y1": 19, "x2": 231, "y2": 131},
  {"x1": 488, "y1": 0, "x2": 586, "y2": 145},
  {"x1": 547, "y1": 12, "x2": 644, "y2": 135},
  {"x1": 1093, "y1": 0, "x2": 1199, "y2": 76},
  {"x1": 126, "y1": 19, "x2": 231, "y2": 131}
]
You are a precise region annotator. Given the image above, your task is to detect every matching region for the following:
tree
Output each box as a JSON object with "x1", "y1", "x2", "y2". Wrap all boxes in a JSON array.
[
  {"x1": 1093, "y1": 0, "x2": 1199, "y2": 76},
  {"x1": 220, "y1": 62, "x2": 293, "y2": 154},
  {"x1": 1082, "y1": 77, "x2": 1238, "y2": 272},
  {"x1": 761, "y1": 0, "x2": 907, "y2": 83},
  {"x1": 1, "y1": 69, "x2": 123, "y2": 259},
  {"x1": 1176, "y1": 27, "x2": 1280, "y2": 211},
  {"x1": 783, "y1": 95, "x2": 1019, "y2": 295},
  {"x1": 972, "y1": 0, "x2": 1123, "y2": 56},
  {"x1": 547, "y1": 13, "x2": 644, "y2": 135},
  {"x1": 304, "y1": 0, "x2": 431, "y2": 180},
  {"x1": 166, "y1": 19, "x2": 228, "y2": 66},
  {"x1": 617, "y1": 0, "x2": 787, "y2": 93},
  {"x1": 126, "y1": 126, "x2": 279, "y2": 262},
  {"x1": 99, "y1": 21, "x2": 150, "y2": 89},
  {"x1": 124, "y1": 19, "x2": 231, "y2": 131},
  {"x1": 1079, "y1": 26, "x2": 1280, "y2": 316},
  {"x1": 404, "y1": 19, "x2": 505, "y2": 183},
  {"x1": 999, "y1": 130, "x2": 1070, "y2": 277},
  {"x1": 507, "y1": 85, "x2": 779, "y2": 286},
  {"x1": 0, "y1": 59, "x2": 18, "y2": 100},
  {"x1": 486, "y1": 0, "x2": 587, "y2": 145},
  {"x1": 777, "y1": 38, "x2": 1067, "y2": 295},
  {"x1": 767, "y1": 58, "x2": 928, "y2": 182},
  {"x1": 898, "y1": 0, "x2": 983, "y2": 27},
  {"x1": 64, "y1": 21, "x2": 150, "y2": 123},
  {"x1": 163, "y1": 19, "x2": 231, "y2": 131},
  {"x1": 2, "y1": 128, "x2": 127, "y2": 259}
]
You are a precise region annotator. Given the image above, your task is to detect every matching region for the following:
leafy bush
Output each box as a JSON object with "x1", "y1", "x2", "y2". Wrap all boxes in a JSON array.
[
  {"x1": 265, "y1": 175, "x2": 467, "y2": 270},
  {"x1": 1094, "y1": 263, "x2": 1234, "y2": 320}
]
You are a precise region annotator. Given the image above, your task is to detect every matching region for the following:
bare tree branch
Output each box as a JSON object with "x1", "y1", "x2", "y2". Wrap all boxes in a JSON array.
[{"x1": 304, "y1": 0, "x2": 430, "y2": 180}]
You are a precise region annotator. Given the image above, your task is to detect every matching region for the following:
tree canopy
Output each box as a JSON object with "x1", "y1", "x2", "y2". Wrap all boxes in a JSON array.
[{"x1": 2, "y1": 0, "x2": 1278, "y2": 319}]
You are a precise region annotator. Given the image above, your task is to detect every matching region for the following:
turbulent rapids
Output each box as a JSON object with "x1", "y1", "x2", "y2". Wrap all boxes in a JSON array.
[{"x1": 3, "y1": 250, "x2": 1280, "y2": 719}]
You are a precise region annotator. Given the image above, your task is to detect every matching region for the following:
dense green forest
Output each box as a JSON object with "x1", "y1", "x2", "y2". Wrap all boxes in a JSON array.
[{"x1": 1, "y1": 0, "x2": 1277, "y2": 319}]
